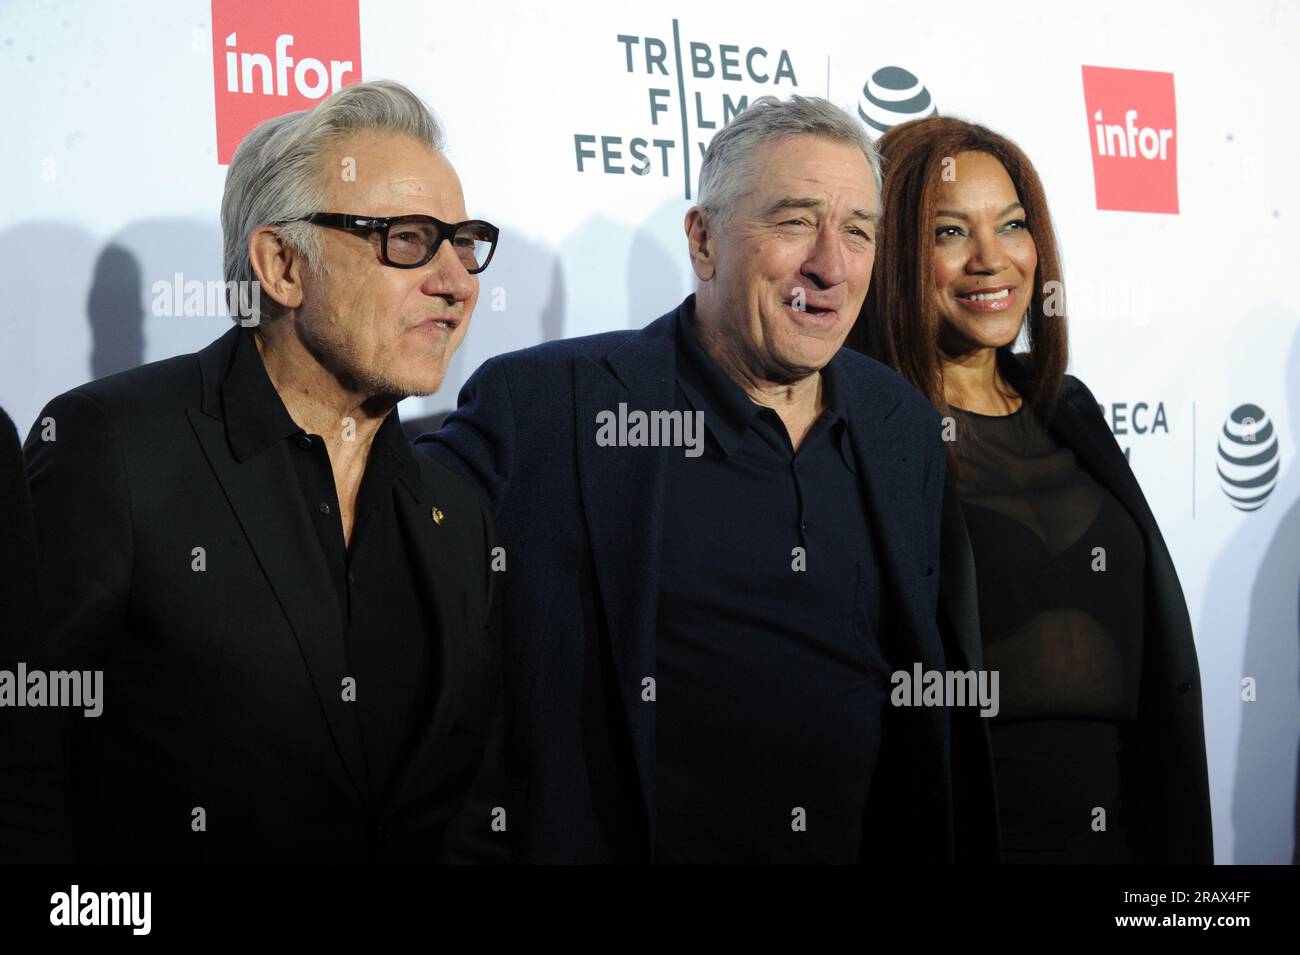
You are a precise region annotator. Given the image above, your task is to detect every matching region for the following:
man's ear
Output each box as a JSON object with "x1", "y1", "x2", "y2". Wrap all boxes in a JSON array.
[
  {"x1": 248, "y1": 226, "x2": 306, "y2": 311},
  {"x1": 685, "y1": 207, "x2": 716, "y2": 282}
]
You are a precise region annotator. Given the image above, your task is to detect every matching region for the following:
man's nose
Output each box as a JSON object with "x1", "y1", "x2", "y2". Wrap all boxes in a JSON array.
[
  {"x1": 420, "y1": 241, "x2": 477, "y2": 302},
  {"x1": 801, "y1": 224, "x2": 849, "y2": 289}
]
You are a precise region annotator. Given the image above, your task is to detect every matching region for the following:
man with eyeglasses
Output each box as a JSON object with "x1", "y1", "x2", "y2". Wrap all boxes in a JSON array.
[{"x1": 16, "y1": 80, "x2": 507, "y2": 863}]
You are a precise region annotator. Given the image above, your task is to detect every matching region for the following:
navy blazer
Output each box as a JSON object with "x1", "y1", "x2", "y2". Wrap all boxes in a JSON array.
[
  {"x1": 417, "y1": 296, "x2": 954, "y2": 863},
  {"x1": 939, "y1": 360, "x2": 1214, "y2": 864}
]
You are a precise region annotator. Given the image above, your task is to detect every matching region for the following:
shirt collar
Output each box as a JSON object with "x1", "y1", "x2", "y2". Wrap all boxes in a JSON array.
[
  {"x1": 674, "y1": 301, "x2": 764, "y2": 457},
  {"x1": 222, "y1": 327, "x2": 423, "y2": 490},
  {"x1": 820, "y1": 357, "x2": 856, "y2": 472},
  {"x1": 222, "y1": 327, "x2": 305, "y2": 462},
  {"x1": 371, "y1": 402, "x2": 423, "y2": 496},
  {"x1": 674, "y1": 301, "x2": 854, "y2": 464},
  {"x1": 819, "y1": 355, "x2": 851, "y2": 425}
]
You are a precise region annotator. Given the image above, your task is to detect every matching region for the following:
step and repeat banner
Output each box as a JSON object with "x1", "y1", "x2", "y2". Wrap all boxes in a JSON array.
[{"x1": 0, "y1": 0, "x2": 1295, "y2": 863}]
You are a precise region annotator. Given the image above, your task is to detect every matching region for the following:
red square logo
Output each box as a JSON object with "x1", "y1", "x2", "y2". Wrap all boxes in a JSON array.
[
  {"x1": 211, "y1": 0, "x2": 362, "y2": 164},
  {"x1": 1081, "y1": 66, "x2": 1178, "y2": 214}
]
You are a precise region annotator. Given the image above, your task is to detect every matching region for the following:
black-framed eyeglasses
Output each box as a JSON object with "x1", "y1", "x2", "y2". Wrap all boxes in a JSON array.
[{"x1": 281, "y1": 212, "x2": 499, "y2": 274}]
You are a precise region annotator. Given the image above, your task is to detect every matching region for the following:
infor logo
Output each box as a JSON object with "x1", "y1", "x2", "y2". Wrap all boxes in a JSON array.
[
  {"x1": 210, "y1": 0, "x2": 362, "y2": 163},
  {"x1": 1081, "y1": 65, "x2": 1178, "y2": 214}
]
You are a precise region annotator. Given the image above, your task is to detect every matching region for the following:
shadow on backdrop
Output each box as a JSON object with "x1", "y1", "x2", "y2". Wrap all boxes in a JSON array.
[
  {"x1": 1215, "y1": 325, "x2": 1300, "y2": 863},
  {"x1": 627, "y1": 197, "x2": 692, "y2": 329},
  {"x1": 404, "y1": 223, "x2": 565, "y2": 441},
  {"x1": 405, "y1": 199, "x2": 689, "y2": 440},
  {"x1": 100, "y1": 217, "x2": 227, "y2": 369},
  {"x1": 0, "y1": 222, "x2": 102, "y2": 434},
  {"x1": 87, "y1": 243, "x2": 144, "y2": 379},
  {"x1": 0, "y1": 218, "x2": 226, "y2": 436}
]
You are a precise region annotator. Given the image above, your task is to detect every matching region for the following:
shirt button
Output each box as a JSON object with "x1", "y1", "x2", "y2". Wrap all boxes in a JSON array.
[
  {"x1": 347, "y1": 571, "x2": 355, "y2": 585},
  {"x1": 319, "y1": 502, "x2": 331, "y2": 515},
  {"x1": 297, "y1": 435, "x2": 312, "y2": 449},
  {"x1": 792, "y1": 462, "x2": 800, "y2": 472},
  {"x1": 800, "y1": 522, "x2": 808, "y2": 532}
]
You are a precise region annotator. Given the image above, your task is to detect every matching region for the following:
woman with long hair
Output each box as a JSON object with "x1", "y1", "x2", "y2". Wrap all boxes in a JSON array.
[{"x1": 849, "y1": 116, "x2": 1212, "y2": 864}]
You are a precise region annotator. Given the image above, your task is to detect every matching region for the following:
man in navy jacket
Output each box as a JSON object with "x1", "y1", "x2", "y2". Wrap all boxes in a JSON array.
[{"x1": 418, "y1": 95, "x2": 951, "y2": 863}]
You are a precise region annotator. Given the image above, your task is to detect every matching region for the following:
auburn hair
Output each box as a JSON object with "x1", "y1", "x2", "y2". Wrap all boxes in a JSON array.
[{"x1": 847, "y1": 116, "x2": 1068, "y2": 429}]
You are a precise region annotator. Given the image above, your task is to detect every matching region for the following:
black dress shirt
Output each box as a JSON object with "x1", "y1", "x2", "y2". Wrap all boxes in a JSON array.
[
  {"x1": 224, "y1": 328, "x2": 434, "y2": 801},
  {"x1": 655, "y1": 305, "x2": 887, "y2": 864}
]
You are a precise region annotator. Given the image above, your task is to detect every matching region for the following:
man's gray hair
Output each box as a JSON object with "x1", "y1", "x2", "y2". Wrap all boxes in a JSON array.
[
  {"x1": 220, "y1": 79, "x2": 444, "y2": 321},
  {"x1": 696, "y1": 94, "x2": 881, "y2": 229}
]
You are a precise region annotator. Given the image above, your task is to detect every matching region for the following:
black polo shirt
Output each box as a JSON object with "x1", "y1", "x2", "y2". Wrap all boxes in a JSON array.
[
  {"x1": 655, "y1": 305, "x2": 887, "y2": 864},
  {"x1": 223, "y1": 328, "x2": 434, "y2": 802}
]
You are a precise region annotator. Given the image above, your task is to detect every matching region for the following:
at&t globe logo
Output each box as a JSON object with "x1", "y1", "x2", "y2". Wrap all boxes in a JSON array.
[
  {"x1": 1217, "y1": 404, "x2": 1280, "y2": 512},
  {"x1": 858, "y1": 66, "x2": 937, "y2": 137}
]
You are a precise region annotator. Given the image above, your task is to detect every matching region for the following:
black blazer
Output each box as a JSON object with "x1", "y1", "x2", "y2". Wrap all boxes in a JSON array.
[
  {"x1": 18, "y1": 325, "x2": 508, "y2": 864},
  {"x1": 939, "y1": 364, "x2": 1214, "y2": 864},
  {"x1": 0, "y1": 407, "x2": 53, "y2": 862},
  {"x1": 0, "y1": 408, "x2": 40, "y2": 661},
  {"x1": 419, "y1": 297, "x2": 955, "y2": 863}
]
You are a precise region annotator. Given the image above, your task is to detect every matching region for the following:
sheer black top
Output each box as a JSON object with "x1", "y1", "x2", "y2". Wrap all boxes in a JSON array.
[{"x1": 951, "y1": 403, "x2": 1145, "y2": 862}]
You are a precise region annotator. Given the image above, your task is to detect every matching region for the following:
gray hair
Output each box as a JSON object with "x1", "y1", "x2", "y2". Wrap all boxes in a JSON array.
[
  {"x1": 696, "y1": 94, "x2": 881, "y2": 229},
  {"x1": 220, "y1": 79, "x2": 444, "y2": 321}
]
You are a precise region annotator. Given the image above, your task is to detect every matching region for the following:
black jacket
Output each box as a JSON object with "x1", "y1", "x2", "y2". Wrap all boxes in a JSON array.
[
  {"x1": 17, "y1": 325, "x2": 508, "y2": 864},
  {"x1": 0, "y1": 407, "x2": 52, "y2": 862},
  {"x1": 940, "y1": 364, "x2": 1214, "y2": 864},
  {"x1": 419, "y1": 297, "x2": 954, "y2": 863}
]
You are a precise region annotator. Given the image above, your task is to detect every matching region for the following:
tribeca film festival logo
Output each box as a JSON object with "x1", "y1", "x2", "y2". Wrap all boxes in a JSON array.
[
  {"x1": 1097, "y1": 398, "x2": 1169, "y2": 463},
  {"x1": 1217, "y1": 403, "x2": 1280, "y2": 512},
  {"x1": 573, "y1": 21, "x2": 799, "y2": 199},
  {"x1": 857, "y1": 66, "x2": 937, "y2": 138},
  {"x1": 0, "y1": 662, "x2": 102, "y2": 717},
  {"x1": 1081, "y1": 65, "x2": 1178, "y2": 214},
  {"x1": 210, "y1": 0, "x2": 362, "y2": 164}
]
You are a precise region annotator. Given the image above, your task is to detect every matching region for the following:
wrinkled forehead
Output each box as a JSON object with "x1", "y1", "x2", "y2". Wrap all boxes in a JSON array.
[
  {"x1": 745, "y1": 135, "x2": 878, "y2": 214},
  {"x1": 317, "y1": 130, "x2": 466, "y2": 215}
]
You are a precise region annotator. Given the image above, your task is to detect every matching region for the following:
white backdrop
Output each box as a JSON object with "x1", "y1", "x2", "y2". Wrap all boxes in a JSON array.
[{"x1": 0, "y1": 0, "x2": 1295, "y2": 863}]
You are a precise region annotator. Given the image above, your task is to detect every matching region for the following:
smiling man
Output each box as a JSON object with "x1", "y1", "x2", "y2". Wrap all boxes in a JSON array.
[
  {"x1": 21, "y1": 80, "x2": 507, "y2": 863},
  {"x1": 418, "y1": 95, "x2": 953, "y2": 863}
]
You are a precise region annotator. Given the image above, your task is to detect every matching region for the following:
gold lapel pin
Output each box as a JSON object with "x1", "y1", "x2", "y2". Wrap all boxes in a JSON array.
[{"x1": 431, "y1": 506, "x2": 445, "y2": 526}]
